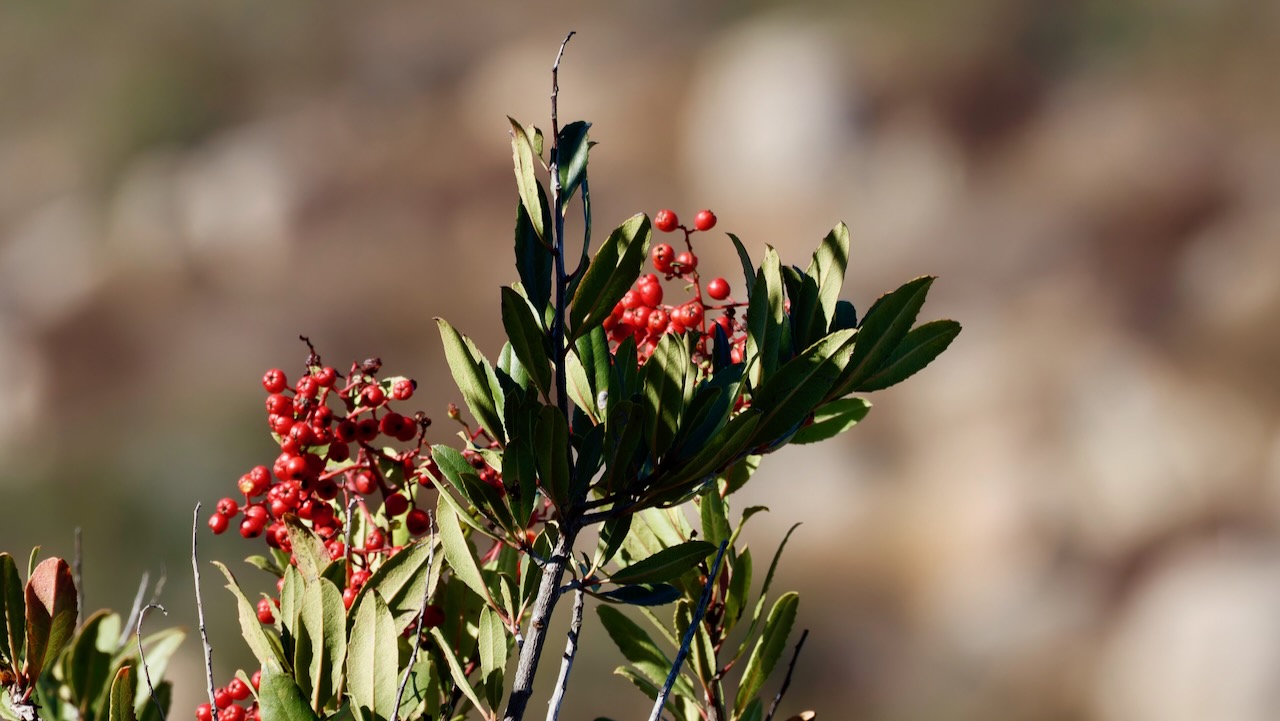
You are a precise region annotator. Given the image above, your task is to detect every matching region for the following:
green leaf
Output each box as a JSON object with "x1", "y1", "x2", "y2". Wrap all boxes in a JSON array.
[
  {"x1": 23, "y1": 557, "x2": 78, "y2": 681},
  {"x1": 257, "y1": 663, "x2": 321, "y2": 721},
  {"x1": 611, "y1": 541, "x2": 716, "y2": 586},
  {"x1": 500, "y1": 287, "x2": 552, "y2": 400},
  {"x1": 594, "y1": 584, "x2": 682, "y2": 607},
  {"x1": 675, "y1": 600, "x2": 717, "y2": 691},
  {"x1": 725, "y1": 548, "x2": 753, "y2": 634},
  {"x1": 790, "y1": 397, "x2": 871, "y2": 445},
  {"x1": 212, "y1": 562, "x2": 285, "y2": 671},
  {"x1": 0, "y1": 553, "x2": 25, "y2": 672},
  {"x1": 430, "y1": 627, "x2": 486, "y2": 715},
  {"x1": 355, "y1": 537, "x2": 442, "y2": 631},
  {"x1": 534, "y1": 406, "x2": 571, "y2": 509},
  {"x1": 435, "y1": 496, "x2": 491, "y2": 605},
  {"x1": 515, "y1": 195, "x2": 553, "y2": 314},
  {"x1": 138, "y1": 681, "x2": 171, "y2": 721},
  {"x1": 346, "y1": 591, "x2": 398, "y2": 721},
  {"x1": 568, "y1": 213, "x2": 652, "y2": 341},
  {"x1": 805, "y1": 222, "x2": 850, "y2": 332},
  {"x1": 596, "y1": 514, "x2": 632, "y2": 569},
  {"x1": 107, "y1": 666, "x2": 137, "y2": 721},
  {"x1": 132, "y1": 628, "x2": 186, "y2": 716},
  {"x1": 641, "y1": 332, "x2": 690, "y2": 459},
  {"x1": 734, "y1": 523, "x2": 801, "y2": 666},
  {"x1": 66, "y1": 610, "x2": 115, "y2": 710},
  {"x1": 855, "y1": 319, "x2": 961, "y2": 392},
  {"x1": 297, "y1": 578, "x2": 345, "y2": 710},
  {"x1": 244, "y1": 554, "x2": 284, "y2": 578},
  {"x1": 739, "y1": 697, "x2": 765, "y2": 721},
  {"x1": 734, "y1": 592, "x2": 799, "y2": 715},
  {"x1": 699, "y1": 488, "x2": 731, "y2": 550},
  {"x1": 745, "y1": 248, "x2": 786, "y2": 386},
  {"x1": 283, "y1": 515, "x2": 330, "y2": 583},
  {"x1": 722, "y1": 455, "x2": 761, "y2": 497},
  {"x1": 502, "y1": 436, "x2": 539, "y2": 531},
  {"x1": 833, "y1": 275, "x2": 935, "y2": 397},
  {"x1": 509, "y1": 117, "x2": 547, "y2": 245},
  {"x1": 478, "y1": 605, "x2": 507, "y2": 710},
  {"x1": 782, "y1": 265, "x2": 824, "y2": 352},
  {"x1": 279, "y1": 565, "x2": 303, "y2": 658},
  {"x1": 727, "y1": 233, "x2": 756, "y2": 301},
  {"x1": 597, "y1": 606, "x2": 696, "y2": 699},
  {"x1": 604, "y1": 401, "x2": 645, "y2": 495},
  {"x1": 436, "y1": 318, "x2": 506, "y2": 444},
  {"x1": 557, "y1": 120, "x2": 591, "y2": 203},
  {"x1": 645, "y1": 410, "x2": 761, "y2": 506},
  {"x1": 750, "y1": 329, "x2": 857, "y2": 446},
  {"x1": 831, "y1": 299, "x2": 858, "y2": 331}
]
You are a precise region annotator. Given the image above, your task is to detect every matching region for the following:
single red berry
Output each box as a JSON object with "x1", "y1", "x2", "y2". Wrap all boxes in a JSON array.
[
  {"x1": 391, "y1": 379, "x2": 415, "y2": 401},
  {"x1": 196, "y1": 703, "x2": 214, "y2": 721},
  {"x1": 326, "y1": 539, "x2": 346, "y2": 561},
  {"x1": 356, "y1": 418, "x2": 380, "y2": 443},
  {"x1": 220, "y1": 705, "x2": 244, "y2": 721},
  {"x1": 352, "y1": 470, "x2": 377, "y2": 496},
  {"x1": 379, "y1": 412, "x2": 405, "y2": 438},
  {"x1": 342, "y1": 587, "x2": 358, "y2": 609},
  {"x1": 422, "y1": 604, "x2": 446, "y2": 628},
  {"x1": 694, "y1": 209, "x2": 717, "y2": 232},
  {"x1": 262, "y1": 369, "x2": 287, "y2": 394},
  {"x1": 228, "y1": 679, "x2": 251, "y2": 701},
  {"x1": 265, "y1": 393, "x2": 291, "y2": 416},
  {"x1": 683, "y1": 301, "x2": 704, "y2": 324},
  {"x1": 240, "y1": 518, "x2": 265, "y2": 539},
  {"x1": 648, "y1": 308, "x2": 670, "y2": 334},
  {"x1": 250, "y1": 671, "x2": 261, "y2": 689},
  {"x1": 216, "y1": 498, "x2": 239, "y2": 517},
  {"x1": 312, "y1": 366, "x2": 337, "y2": 388},
  {"x1": 287, "y1": 422, "x2": 315, "y2": 448},
  {"x1": 383, "y1": 493, "x2": 409, "y2": 517},
  {"x1": 256, "y1": 598, "x2": 275, "y2": 625},
  {"x1": 361, "y1": 384, "x2": 385, "y2": 407},
  {"x1": 268, "y1": 413, "x2": 294, "y2": 437},
  {"x1": 327, "y1": 442, "x2": 351, "y2": 463},
  {"x1": 406, "y1": 509, "x2": 430, "y2": 536},
  {"x1": 244, "y1": 504, "x2": 269, "y2": 524},
  {"x1": 730, "y1": 346, "x2": 744, "y2": 364},
  {"x1": 214, "y1": 689, "x2": 232, "y2": 710},
  {"x1": 334, "y1": 419, "x2": 357, "y2": 443},
  {"x1": 714, "y1": 314, "x2": 734, "y2": 336},
  {"x1": 208, "y1": 513, "x2": 229, "y2": 535},
  {"x1": 284, "y1": 455, "x2": 309, "y2": 482},
  {"x1": 639, "y1": 280, "x2": 663, "y2": 307},
  {"x1": 295, "y1": 376, "x2": 319, "y2": 399},
  {"x1": 394, "y1": 419, "x2": 418, "y2": 443},
  {"x1": 365, "y1": 528, "x2": 386, "y2": 550},
  {"x1": 675, "y1": 251, "x2": 698, "y2": 273},
  {"x1": 654, "y1": 209, "x2": 679, "y2": 233},
  {"x1": 707, "y1": 277, "x2": 730, "y2": 300},
  {"x1": 651, "y1": 243, "x2": 675, "y2": 274}
]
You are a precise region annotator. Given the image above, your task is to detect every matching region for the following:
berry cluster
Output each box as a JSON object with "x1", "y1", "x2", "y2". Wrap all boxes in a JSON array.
[
  {"x1": 195, "y1": 673, "x2": 260, "y2": 721},
  {"x1": 604, "y1": 209, "x2": 747, "y2": 363}
]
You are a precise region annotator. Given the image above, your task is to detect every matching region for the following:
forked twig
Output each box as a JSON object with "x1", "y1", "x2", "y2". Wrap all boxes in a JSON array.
[
  {"x1": 137, "y1": 604, "x2": 169, "y2": 721},
  {"x1": 763, "y1": 629, "x2": 809, "y2": 721},
  {"x1": 647, "y1": 541, "x2": 729, "y2": 721},
  {"x1": 192, "y1": 504, "x2": 218, "y2": 720},
  {"x1": 544, "y1": 585, "x2": 585, "y2": 721},
  {"x1": 391, "y1": 513, "x2": 436, "y2": 721}
]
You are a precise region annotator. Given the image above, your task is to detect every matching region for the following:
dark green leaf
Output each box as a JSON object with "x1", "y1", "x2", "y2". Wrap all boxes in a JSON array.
[
  {"x1": 750, "y1": 329, "x2": 856, "y2": 446},
  {"x1": 66, "y1": 610, "x2": 115, "y2": 710},
  {"x1": 725, "y1": 548, "x2": 753, "y2": 634},
  {"x1": 805, "y1": 222, "x2": 850, "y2": 332},
  {"x1": 509, "y1": 117, "x2": 546, "y2": 245},
  {"x1": 610, "y1": 541, "x2": 715, "y2": 586},
  {"x1": 557, "y1": 120, "x2": 591, "y2": 203},
  {"x1": 347, "y1": 591, "x2": 398, "y2": 721},
  {"x1": 436, "y1": 318, "x2": 506, "y2": 445},
  {"x1": 0, "y1": 553, "x2": 25, "y2": 672},
  {"x1": 568, "y1": 214, "x2": 652, "y2": 341},
  {"x1": 727, "y1": 233, "x2": 756, "y2": 301},
  {"x1": 534, "y1": 406, "x2": 571, "y2": 509},
  {"x1": 699, "y1": 488, "x2": 731, "y2": 550},
  {"x1": 722, "y1": 455, "x2": 761, "y2": 497},
  {"x1": 107, "y1": 666, "x2": 137, "y2": 721},
  {"x1": 257, "y1": 665, "x2": 320, "y2": 721},
  {"x1": 23, "y1": 557, "x2": 78, "y2": 681},
  {"x1": 832, "y1": 275, "x2": 935, "y2": 398},
  {"x1": 745, "y1": 248, "x2": 786, "y2": 386},
  {"x1": 596, "y1": 606, "x2": 695, "y2": 697},
  {"x1": 430, "y1": 627, "x2": 486, "y2": 715},
  {"x1": 502, "y1": 436, "x2": 539, "y2": 534},
  {"x1": 596, "y1": 584, "x2": 682, "y2": 606},
  {"x1": 856, "y1": 319, "x2": 961, "y2": 392},
  {"x1": 138, "y1": 681, "x2": 171, "y2": 721},
  {"x1": 735, "y1": 592, "x2": 799, "y2": 715},
  {"x1": 790, "y1": 397, "x2": 871, "y2": 445},
  {"x1": 500, "y1": 287, "x2": 552, "y2": 400},
  {"x1": 782, "y1": 265, "x2": 824, "y2": 352},
  {"x1": 435, "y1": 497, "x2": 491, "y2": 605},
  {"x1": 831, "y1": 299, "x2": 858, "y2": 331},
  {"x1": 596, "y1": 514, "x2": 632, "y2": 568},
  {"x1": 641, "y1": 332, "x2": 689, "y2": 459},
  {"x1": 515, "y1": 196, "x2": 553, "y2": 314}
]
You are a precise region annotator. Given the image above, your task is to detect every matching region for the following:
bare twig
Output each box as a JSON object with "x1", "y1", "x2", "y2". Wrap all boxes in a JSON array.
[
  {"x1": 120, "y1": 571, "x2": 151, "y2": 647},
  {"x1": 763, "y1": 629, "x2": 809, "y2": 721},
  {"x1": 137, "y1": 604, "x2": 169, "y2": 721},
  {"x1": 192, "y1": 504, "x2": 218, "y2": 720},
  {"x1": 544, "y1": 585, "x2": 585, "y2": 721},
  {"x1": 502, "y1": 528, "x2": 578, "y2": 721},
  {"x1": 151, "y1": 564, "x2": 168, "y2": 604},
  {"x1": 73, "y1": 527, "x2": 84, "y2": 625},
  {"x1": 648, "y1": 542, "x2": 729, "y2": 721},
  {"x1": 392, "y1": 513, "x2": 435, "y2": 721}
]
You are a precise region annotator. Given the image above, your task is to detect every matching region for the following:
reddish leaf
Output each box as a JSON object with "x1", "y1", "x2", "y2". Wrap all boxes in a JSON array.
[{"x1": 23, "y1": 557, "x2": 78, "y2": 681}]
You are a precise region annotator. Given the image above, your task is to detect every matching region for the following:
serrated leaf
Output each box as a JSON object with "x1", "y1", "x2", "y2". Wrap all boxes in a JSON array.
[
  {"x1": 500, "y1": 287, "x2": 552, "y2": 399},
  {"x1": 23, "y1": 557, "x2": 78, "y2": 681},
  {"x1": 832, "y1": 276, "x2": 935, "y2": 397},
  {"x1": 855, "y1": 319, "x2": 960, "y2": 392},
  {"x1": 534, "y1": 406, "x2": 571, "y2": 509},
  {"x1": 430, "y1": 627, "x2": 486, "y2": 715},
  {"x1": 283, "y1": 515, "x2": 330, "y2": 583},
  {"x1": 611, "y1": 542, "x2": 715, "y2": 586},
  {"x1": 353, "y1": 538, "x2": 442, "y2": 631},
  {"x1": 727, "y1": 233, "x2": 756, "y2": 301},
  {"x1": 641, "y1": 332, "x2": 689, "y2": 459},
  {"x1": 212, "y1": 562, "x2": 284, "y2": 671},
  {"x1": 436, "y1": 318, "x2": 506, "y2": 445},
  {"x1": 509, "y1": 117, "x2": 546, "y2": 245},
  {"x1": 596, "y1": 606, "x2": 696, "y2": 699},
  {"x1": 699, "y1": 488, "x2": 731, "y2": 550},
  {"x1": 257, "y1": 663, "x2": 321, "y2": 721},
  {"x1": 735, "y1": 592, "x2": 799, "y2": 715},
  {"x1": 806, "y1": 223, "x2": 850, "y2": 331},
  {"x1": 107, "y1": 666, "x2": 137, "y2": 721},
  {"x1": 568, "y1": 213, "x2": 652, "y2": 341},
  {"x1": 558, "y1": 120, "x2": 591, "y2": 203},
  {"x1": 297, "y1": 578, "x2": 345, "y2": 710},
  {"x1": 0, "y1": 553, "x2": 25, "y2": 672},
  {"x1": 750, "y1": 329, "x2": 856, "y2": 446},
  {"x1": 789, "y1": 397, "x2": 871, "y2": 445},
  {"x1": 745, "y1": 248, "x2": 786, "y2": 386},
  {"x1": 347, "y1": 591, "x2": 398, "y2": 721},
  {"x1": 435, "y1": 497, "x2": 491, "y2": 605}
]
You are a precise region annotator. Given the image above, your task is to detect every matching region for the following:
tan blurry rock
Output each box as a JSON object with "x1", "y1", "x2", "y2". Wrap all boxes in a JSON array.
[{"x1": 0, "y1": 194, "x2": 105, "y2": 327}]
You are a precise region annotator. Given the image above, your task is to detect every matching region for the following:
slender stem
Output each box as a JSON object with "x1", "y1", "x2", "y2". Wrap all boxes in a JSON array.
[
  {"x1": 392, "y1": 514, "x2": 436, "y2": 721},
  {"x1": 137, "y1": 604, "x2": 169, "y2": 721},
  {"x1": 191, "y1": 504, "x2": 219, "y2": 720},
  {"x1": 502, "y1": 526, "x2": 577, "y2": 721},
  {"x1": 763, "y1": 629, "x2": 810, "y2": 721},
  {"x1": 73, "y1": 527, "x2": 84, "y2": 625},
  {"x1": 648, "y1": 542, "x2": 729, "y2": 721},
  {"x1": 544, "y1": 585, "x2": 585, "y2": 721},
  {"x1": 120, "y1": 571, "x2": 151, "y2": 647},
  {"x1": 550, "y1": 31, "x2": 575, "y2": 426}
]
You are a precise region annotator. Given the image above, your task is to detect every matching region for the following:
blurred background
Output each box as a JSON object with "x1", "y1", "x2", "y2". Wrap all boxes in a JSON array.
[{"x1": 2, "y1": 1, "x2": 1280, "y2": 719}]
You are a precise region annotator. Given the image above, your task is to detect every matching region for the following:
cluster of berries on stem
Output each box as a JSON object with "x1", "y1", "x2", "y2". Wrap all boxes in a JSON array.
[{"x1": 195, "y1": 672, "x2": 259, "y2": 721}]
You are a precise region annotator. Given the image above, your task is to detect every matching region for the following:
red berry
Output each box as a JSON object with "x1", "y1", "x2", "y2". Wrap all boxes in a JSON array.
[
  {"x1": 675, "y1": 251, "x2": 698, "y2": 273},
  {"x1": 250, "y1": 671, "x2": 261, "y2": 689},
  {"x1": 214, "y1": 689, "x2": 232, "y2": 709},
  {"x1": 262, "y1": 369, "x2": 287, "y2": 394},
  {"x1": 639, "y1": 281, "x2": 663, "y2": 307},
  {"x1": 356, "y1": 418, "x2": 380, "y2": 443},
  {"x1": 383, "y1": 494, "x2": 409, "y2": 517},
  {"x1": 392, "y1": 379, "x2": 415, "y2": 401},
  {"x1": 312, "y1": 366, "x2": 337, "y2": 388},
  {"x1": 365, "y1": 528, "x2": 386, "y2": 550},
  {"x1": 196, "y1": 703, "x2": 214, "y2": 721},
  {"x1": 379, "y1": 412, "x2": 405, "y2": 438},
  {"x1": 220, "y1": 705, "x2": 244, "y2": 721},
  {"x1": 284, "y1": 455, "x2": 309, "y2": 482},
  {"x1": 244, "y1": 504, "x2": 269, "y2": 524},
  {"x1": 342, "y1": 587, "x2": 358, "y2": 609},
  {"x1": 654, "y1": 209, "x2": 679, "y2": 233},
  {"x1": 228, "y1": 679, "x2": 251, "y2": 701},
  {"x1": 394, "y1": 419, "x2": 418, "y2": 443},
  {"x1": 406, "y1": 509, "x2": 430, "y2": 536},
  {"x1": 268, "y1": 413, "x2": 295, "y2": 436},
  {"x1": 287, "y1": 423, "x2": 315, "y2": 448},
  {"x1": 207, "y1": 514, "x2": 229, "y2": 535},
  {"x1": 706, "y1": 277, "x2": 730, "y2": 300},
  {"x1": 326, "y1": 540, "x2": 346, "y2": 561},
  {"x1": 352, "y1": 470, "x2": 377, "y2": 496},
  {"x1": 351, "y1": 569, "x2": 371, "y2": 588},
  {"x1": 730, "y1": 346, "x2": 744, "y2": 364},
  {"x1": 422, "y1": 604, "x2": 445, "y2": 628},
  {"x1": 361, "y1": 384, "x2": 385, "y2": 407},
  {"x1": 694, "y1": 209, "x2": 717, "y2": 232},
  {"x1": 256, "y1": 599, "x2": 275, "y2": 625},
  {"x1": 648, "y1": 308, "x2": 670, "y2": 334},
  {"x1": 651, "y1": 243, "x2": 675, "y2": 274},
  {"x1": 216, "y1": 498, "x2": 239, "y2": 517},
  {"x1": 327, "y1": 442, "x2": 351, "y2": 463},
  {"x1": 621, "y1": 290, "x2": 642, "y2": 310},
  {"x1": 240, "y1": 518, "x2": 265, "y2": 539},
  {"x1": 295, "y1": 376, "x2": 319, "y2": 399},
  {"x1": 265, "y1": 393, "x2": 291, "y2": 416}
]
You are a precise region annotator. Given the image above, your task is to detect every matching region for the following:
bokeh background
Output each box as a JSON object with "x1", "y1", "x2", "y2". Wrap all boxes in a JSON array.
[{"x1": 3, "y1": 1, "x2": 1280, "y2": 719}]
